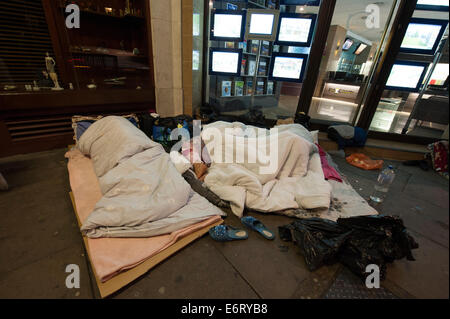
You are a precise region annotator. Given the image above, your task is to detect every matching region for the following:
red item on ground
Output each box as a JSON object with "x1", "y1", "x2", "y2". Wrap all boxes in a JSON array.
[
  {"x1": 430, "y1": 141, "x2": 448, "y2": 174},
  {"x1": 316, "y1": 144, "x2": 343, "y2": 182},
  {"x1": 346, "y1": 153, "x2": 384, "y2": 170}
]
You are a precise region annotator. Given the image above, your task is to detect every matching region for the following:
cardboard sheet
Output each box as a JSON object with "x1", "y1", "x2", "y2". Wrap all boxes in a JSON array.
[
  {"x1": 70, "y1": 193, "x2": 221, "y2": 298},
  {"x1": 66, "y1": 147, "x2": 223, "y2": 298}
]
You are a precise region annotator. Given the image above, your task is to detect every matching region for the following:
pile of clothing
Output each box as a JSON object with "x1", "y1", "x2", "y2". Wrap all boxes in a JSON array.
[{"x1": 328, "y1": 125, "x2": 368, "y2": 150}]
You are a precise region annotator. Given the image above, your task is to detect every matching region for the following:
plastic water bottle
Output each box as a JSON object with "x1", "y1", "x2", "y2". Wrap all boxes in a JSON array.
[{"x1": 370, "y1": 165, "x2": 395, "y2": 203}]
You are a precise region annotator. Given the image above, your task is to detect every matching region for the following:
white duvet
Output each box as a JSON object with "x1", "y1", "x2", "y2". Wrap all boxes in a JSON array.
[
  {"x1": 201, "y1": 122, "x2": 332, "y2": 217},
  {"x1": 77, "y1": 116, "x2": 225, "y2": 238}
]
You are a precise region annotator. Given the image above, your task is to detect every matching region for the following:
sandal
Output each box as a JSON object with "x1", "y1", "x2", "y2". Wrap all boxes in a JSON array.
[
  {"x1": 209, "y1": 225, "x2": 248, "y2": 242},
  {"x1": 241, "y1": 216, "x2": 275, "y2": 240}
]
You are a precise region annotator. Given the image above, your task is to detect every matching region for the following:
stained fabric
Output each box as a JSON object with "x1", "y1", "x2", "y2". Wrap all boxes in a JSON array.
[{"x1": 279, "y1": 215, "x2": 419, "y2": 280}]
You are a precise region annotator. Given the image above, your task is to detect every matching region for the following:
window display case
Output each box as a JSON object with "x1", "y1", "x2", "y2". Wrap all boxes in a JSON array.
[
  {"x1": 207, "y1": 1, "x2": 284, "y2": 113},
  {"x1": 205, "y1": 0, "x2": 320, "y2": 117},
  {"x1": 369, "y1": 7, "x2": 449, "y2": 139},
  {"x1": 0, "y1": 0, "x2": 155, "y2": 157},
  {"x1": 0, "y1": 0, "x2": 154, "y2": 93}
]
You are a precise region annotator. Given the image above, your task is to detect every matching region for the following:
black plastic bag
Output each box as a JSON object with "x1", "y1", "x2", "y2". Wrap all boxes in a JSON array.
[
  {"x1": 279, "y1": 215, "x2": 419, "y2": 279},
  {"x1": 279, "y1": 218, "x2": 352, "y2": 271}
]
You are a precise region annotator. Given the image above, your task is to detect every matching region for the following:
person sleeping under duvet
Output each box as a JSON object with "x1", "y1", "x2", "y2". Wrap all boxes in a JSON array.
[
  {"x1": 76, "y1": 116, "x2": 225, "y2": 238},
  {"x1": 201, "y1": 121, "x2": 332, "y2": 218}
]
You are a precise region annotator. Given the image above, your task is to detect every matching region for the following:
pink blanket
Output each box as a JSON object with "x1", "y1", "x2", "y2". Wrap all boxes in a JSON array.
[{"x1": 66, "y1": 149, "x2": 222, "y2": 282}]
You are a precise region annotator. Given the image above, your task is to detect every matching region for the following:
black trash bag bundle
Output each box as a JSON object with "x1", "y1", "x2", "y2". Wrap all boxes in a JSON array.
[
  {"x1": 278, "y1": 218, "x2": 352, "y2": 271},
  {"x1": 337, "y1": 215, "x2": 419, "y2": 280},
  {"x1": 279, "y1": 215, "x2": 419, "y2": 280}
]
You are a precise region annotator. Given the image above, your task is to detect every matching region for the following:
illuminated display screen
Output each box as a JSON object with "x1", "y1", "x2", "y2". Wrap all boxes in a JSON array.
[
  {"x1": 210, "y1": 10, "x2": 246, "y2": 41},
  {"x1": 249, "y1": 13, "x2": 275, "y2": 35},
  {"x1": 209, "y1": 49, "x2": 242, "y2": 76},
  {"x1": 275, "y1": 13, "x2": 316, "y2": 47},
  {"x1": 269, "y1": 53, "x2": 309, "y2": 82},
  {"x1": 342, "y1": 38, "x2": 354, "y2": 51},
  {"x1": 400, "y1": 18, "x2": 448, "y2": 54},
  {"x1": 416, "y1": 0, "x2": 449, "y2": 11},
  {"x1": 386, "y1": 61, "x2": 429, "y2": 91},
  {"x1": 273, "y1": 57, "x2": 304, "y2": 79},
  {"x1": 214, "y1": 14, "x2": 243, "y2": 38}
]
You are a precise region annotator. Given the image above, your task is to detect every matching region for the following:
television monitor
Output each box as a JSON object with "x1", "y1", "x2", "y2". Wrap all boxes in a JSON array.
[
  {"x1": 209, "y1": 48, "x2": 243, "y2": 76},
  {"x1": 354, "y1": 43, "x2": 368, "y2": 55},
  {"x1": 210, "y1": 9, "x2": 246, "y2": 42},
  {"x1": 275, "y1": 13, "x2": 317, "y2": 47},
  {"x1": 268, "y1": 53, "x2": 309, "y2": 83},
  {"x1": 428, "y1": 63, "x2": 449, "y2": 87},
  {"x1": 342, "y1": 38, "x2": 354, "y2": 51},
  {"x1": 416, "y1": 0, "x2": 449, "y2": 12},
  {"x1": 400, "y1": 18, "x2": 448, "y2": 55},
  {"x1": 280, "y1": 0, "x2": 321, "y2": 5},
  {"x1": 385, "y1": 61, "x2": 430, "y2": 92},
  {"x1": 245, "y1": 9, "x2": 280, "y2": 41}
]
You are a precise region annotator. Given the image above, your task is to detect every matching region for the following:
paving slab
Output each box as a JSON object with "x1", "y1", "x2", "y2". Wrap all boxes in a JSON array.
[
  {"x1": 384, "y1": 231, "x2": 449, "y2": 299},
  {"x1": 0, "y1": 155, "x2": 81, "y2": 276},
  {"x1": 380, "y1": 193, "x2": 448, "y2": 248},
  {"x1": 210, "y1": 212, "x2": 340, "y2": 299},
  {"x1": 0, "y1": 244, "x2": 93, "y2": 299},
  {"x1": 113, "y1": 238, "x2": 259, "y2": 299}
]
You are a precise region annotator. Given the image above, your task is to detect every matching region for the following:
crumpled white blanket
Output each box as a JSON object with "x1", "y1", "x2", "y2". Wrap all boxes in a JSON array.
[
  {"x1": 201, "y1": 122, "x2": 332, "y2": 217},
  {"x1": 77, "y1": 116, "x2": 225, "y2": 238}
]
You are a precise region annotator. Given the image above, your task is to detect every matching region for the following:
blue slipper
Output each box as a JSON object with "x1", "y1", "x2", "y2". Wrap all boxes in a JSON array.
[
  {"x1": 241, "y1": 216, "x2": 275, "y2": 240},
  {"x1": 209, "y1": 225, "x2": 248, "y2": 242}
]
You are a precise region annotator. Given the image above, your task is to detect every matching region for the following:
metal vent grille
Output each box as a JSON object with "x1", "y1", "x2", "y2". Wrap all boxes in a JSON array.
[{"x1": 5, "y1": 116, "x2": 73, "y2": 142}]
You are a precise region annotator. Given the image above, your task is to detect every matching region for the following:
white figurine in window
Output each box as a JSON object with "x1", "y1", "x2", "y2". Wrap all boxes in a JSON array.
[{"x1": 45, "y1": 52, "x2": 63, "y2": 90}]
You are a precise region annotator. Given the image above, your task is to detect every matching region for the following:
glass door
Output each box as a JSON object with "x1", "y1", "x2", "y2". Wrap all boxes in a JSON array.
[
  {"x1": 307, "y1": 0, "x2": 399, "y2": 125},
  {"x1": 368, "y1": 6, "x2": 449, "y2": 139}
]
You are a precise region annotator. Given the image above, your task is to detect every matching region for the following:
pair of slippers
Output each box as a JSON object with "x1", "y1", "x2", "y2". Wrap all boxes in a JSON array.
[{"x1": 209, "y1": 216, "x2": 275, "y2": 242}]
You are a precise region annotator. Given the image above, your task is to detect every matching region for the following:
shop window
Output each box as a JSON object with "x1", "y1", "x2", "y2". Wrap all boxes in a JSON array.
[
  {"x1": 0, "y1": 0, "x2": 153, "y2": 93},
  {"x1": 368, "y1": 6, "x2": 449, "y2": 139},
  {"x1": 308, "y1": 0, "x2": 398, "y2": 125},
  {"x1": 204, "y1": 0, "x2": 320, "y2": 119}
]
